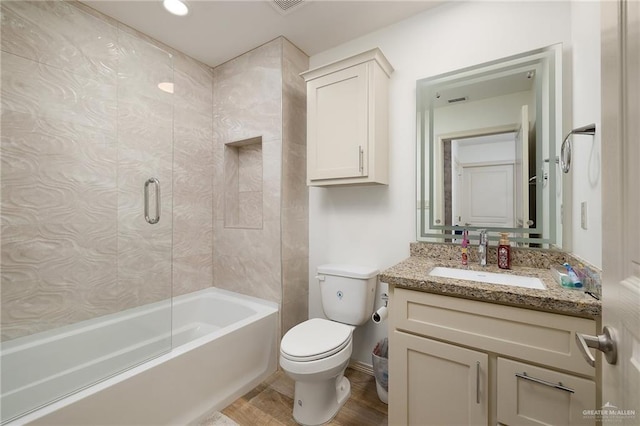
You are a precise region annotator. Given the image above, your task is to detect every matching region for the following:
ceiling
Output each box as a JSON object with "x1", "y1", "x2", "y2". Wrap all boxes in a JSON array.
[
  {"x1": 82, "y1": 0, "x2": 444, "y2": 68},
  {"x1": 432, "y1": 70, "x2": 535, "y2": 108}
]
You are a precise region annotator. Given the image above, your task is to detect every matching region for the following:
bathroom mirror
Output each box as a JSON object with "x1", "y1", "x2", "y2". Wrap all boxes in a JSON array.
[{"x1": 417, "y1": 44, "x2": 563, "y2": 247}]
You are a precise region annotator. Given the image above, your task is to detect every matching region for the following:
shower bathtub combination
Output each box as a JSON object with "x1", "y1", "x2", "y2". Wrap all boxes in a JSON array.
[
  {"x1": 1, "y1": 288, "x2": 279, "y2": 425},
  {"x1": 1, "y1": 1, "x2": 298, "y2": 425}
]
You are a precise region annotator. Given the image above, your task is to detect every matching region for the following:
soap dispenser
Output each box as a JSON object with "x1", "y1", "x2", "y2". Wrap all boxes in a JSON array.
[
  {"x1": 498, "y1": 233, "x2": 511, "y2": 269},
  {"x1": 461, "y1": 229, "x2": 469, "y2": 266}
]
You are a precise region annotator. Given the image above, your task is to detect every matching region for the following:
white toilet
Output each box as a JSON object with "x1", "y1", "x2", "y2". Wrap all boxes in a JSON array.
[{"x1": 279, "y1": 264, "x2": 378, "y2": 426}]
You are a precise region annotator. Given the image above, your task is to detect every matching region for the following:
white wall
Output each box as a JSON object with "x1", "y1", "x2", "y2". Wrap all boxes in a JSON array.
[
  {"x1": 308, "y1": 1, "x2": 601, "y2": 365},
  {"x1": 570, "y1": 1, "x2": 602, "y2": 268}
]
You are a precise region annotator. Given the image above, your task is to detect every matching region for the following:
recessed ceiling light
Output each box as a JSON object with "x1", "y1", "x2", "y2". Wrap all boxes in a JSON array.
[{"x1": 163, "y1": 0, "x2": 189, "y2": 16}]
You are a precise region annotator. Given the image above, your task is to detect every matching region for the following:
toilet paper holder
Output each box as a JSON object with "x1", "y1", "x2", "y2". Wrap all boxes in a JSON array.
[{"x1": 372, "y1": 293, "x2": 389, "y2": 323}]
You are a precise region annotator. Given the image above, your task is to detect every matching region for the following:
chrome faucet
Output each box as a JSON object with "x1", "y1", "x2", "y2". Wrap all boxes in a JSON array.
[{"x1": 478, "y1": 230, "x2": 488, "y2": 266}]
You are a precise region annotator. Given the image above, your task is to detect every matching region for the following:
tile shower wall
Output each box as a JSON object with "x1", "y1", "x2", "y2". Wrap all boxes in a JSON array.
[
  {"x1": 171, "y1": 50, "x2": 214, "y2": 298},
  {"x1": 213, "y1": 38, "x2": 309, "y2": 333},
  {"x1": 0, "y1": 1, "x2": 213, "y2": 340},
  {"x1": 213, "y1": 39, "x2": 283, "y2": 303},
  {"x1": 1, "y1": 2, "x2": 306, "y2": 342},
  {"x1": 281, "y1": 40, "x2": 310, "y2": 334}
]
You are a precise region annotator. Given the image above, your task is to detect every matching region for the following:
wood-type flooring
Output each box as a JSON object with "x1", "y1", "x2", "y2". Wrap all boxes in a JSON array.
[{"x1": 220, "y1": 367, "x2": 388, "y2": 426}]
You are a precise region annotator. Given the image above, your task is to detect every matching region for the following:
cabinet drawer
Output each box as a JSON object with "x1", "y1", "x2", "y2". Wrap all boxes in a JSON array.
[
  {"x1": 391, "y1": 288, "x2": 597, "y2": 376},
  {"x1": 497, "y1": 358, "x2": 595, "y2": 425}
]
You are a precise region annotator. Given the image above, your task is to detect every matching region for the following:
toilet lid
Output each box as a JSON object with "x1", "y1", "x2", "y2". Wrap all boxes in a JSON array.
[{"x1": 281, "y1": 318, "x2": 353, "y2": 362}]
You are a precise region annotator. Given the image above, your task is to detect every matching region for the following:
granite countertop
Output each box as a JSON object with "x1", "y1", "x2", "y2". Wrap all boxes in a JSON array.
[{"x1": 380, "y1": 256, "x2": 601, "y2": 319}]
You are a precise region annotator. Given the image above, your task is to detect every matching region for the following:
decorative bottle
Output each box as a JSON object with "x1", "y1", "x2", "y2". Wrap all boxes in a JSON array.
[
  {"x1": 461, "y1": 229, "x2": 469, "y2": 266},
  {"x1": 498, "y1": 232, "x2": 511, "y2": 269}
]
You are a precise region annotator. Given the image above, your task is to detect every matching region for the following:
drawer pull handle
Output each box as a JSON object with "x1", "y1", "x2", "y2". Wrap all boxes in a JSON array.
[
  {"x1": 476, "y1": 361, "x2": 480, "y2": 404},
  {"x1": 358, "y1": 145, "x2": 364, "y2": 173},
  {"x1": 515, "y1": 372, "x2": 575, "y2": 394}
]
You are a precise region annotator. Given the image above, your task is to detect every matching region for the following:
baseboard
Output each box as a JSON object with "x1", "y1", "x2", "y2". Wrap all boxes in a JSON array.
[{"x1": 349, "y1": 360, "x2": 374, "y2": 376}]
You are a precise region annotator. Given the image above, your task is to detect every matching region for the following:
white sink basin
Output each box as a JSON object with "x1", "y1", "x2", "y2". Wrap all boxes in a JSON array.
[{"x1": 428, "y1": 266, "x2": 545, "y2": 290}]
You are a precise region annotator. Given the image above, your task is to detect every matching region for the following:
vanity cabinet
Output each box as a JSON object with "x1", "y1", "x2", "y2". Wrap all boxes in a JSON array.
[
  {"x1": 301, "y1": 48, "x2": 393, "y2": 186},
  {"x1": 389, "y1": 287, "x2": 598, "y2": 426}
]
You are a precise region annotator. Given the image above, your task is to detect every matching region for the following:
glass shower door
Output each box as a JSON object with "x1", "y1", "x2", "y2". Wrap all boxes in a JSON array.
[
  {"x1": 113, "y1": 24, "x2": 175, "y2": 373},
  {"x1": 0, "y1": 1, "x2": 173, "y2": 422}
]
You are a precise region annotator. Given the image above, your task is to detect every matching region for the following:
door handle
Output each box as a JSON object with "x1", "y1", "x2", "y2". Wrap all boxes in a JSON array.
[{"x1": 575, "y1": 326, "x2": 617, "y2": 367}]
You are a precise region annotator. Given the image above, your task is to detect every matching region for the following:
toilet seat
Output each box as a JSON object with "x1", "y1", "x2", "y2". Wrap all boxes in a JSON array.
[{"x1": 280, "y1": 318, "x2": 353, "y2": 362}]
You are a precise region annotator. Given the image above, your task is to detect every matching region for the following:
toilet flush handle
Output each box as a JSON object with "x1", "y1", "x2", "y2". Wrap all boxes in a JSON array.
[{"x1": 315, "y1": 275, "x2": 325, "y2": 281}]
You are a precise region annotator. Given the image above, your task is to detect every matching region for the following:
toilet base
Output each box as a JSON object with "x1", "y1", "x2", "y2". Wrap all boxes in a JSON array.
[{"x1": 292, "y1": 375, "x2": 351, "y2": 426}]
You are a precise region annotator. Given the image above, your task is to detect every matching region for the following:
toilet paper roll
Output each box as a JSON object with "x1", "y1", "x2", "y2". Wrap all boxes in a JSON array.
[{"x1": 372, "y1": 306, "x2": 388, "y2": 323}]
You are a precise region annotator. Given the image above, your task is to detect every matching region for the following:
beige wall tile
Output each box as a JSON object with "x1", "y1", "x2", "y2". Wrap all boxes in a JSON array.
[
  {"x1": 1, "y1": 1, "x2": 213, "y2": 339},
  {"x1": 2, "y1": 5, "x2": 307, "y2": 345},
  {"x1": 117, "y1": 30, "x2": 173, "y2": 100},
  {"x1": 1, "y1": 223, "x2": 118, "y2": 340},
  {"x1": 238, "y1": 144, "x2": 263, "y2": 192},
  {"x1": 213, "y1": 39, "x2": 284, "y2": 305},
  {"x1": 172, "y1": 51, "x2": 214, "y2": 284},
  {"x1": 0, "y1": 1, "x2": 118, "y2": 83},
  {"x1": 237, "y1": 191, "x2": 264, "y2": 229},
  {"x1": 281, "y1": 39, "x2": 309, "y2": 336},
  {"x1": 1, "y1": 52, "x2": 117, "y2": 132},
  {"x1": 174, "y1": 53, "x2": 214, "y2": 108},
  {"x1": 213, "y1": 39, "x2": 283, "y2": 144},
  {"x1": 173, "y1": 255, "x2": 214, "y2": 296},
  {"x1": 212, "y1": 37, "x2": 309, "y2": 338}
]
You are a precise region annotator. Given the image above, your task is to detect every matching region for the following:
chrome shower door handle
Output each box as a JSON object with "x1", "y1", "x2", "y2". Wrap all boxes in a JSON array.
[
  {"x1": 144, "y1": 178, "x2": 161, "y2": 225},
  {"x1": 575, "y1": 326, "x2": 618, "y2": 367}
]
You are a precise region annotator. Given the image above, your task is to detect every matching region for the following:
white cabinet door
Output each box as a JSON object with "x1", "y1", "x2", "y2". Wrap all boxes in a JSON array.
[
  {"x1": 303, "y1": 48, "x2": 392, "y2": 186},
  {"x1": 307, "y1": 63, "x2": 368, "y2": 181},
  {"x1": 390, "y1": 330, "x2": 488, "y2": 425},
  {"x1": 497, "y1": 358, "x2": 596, "y2": 426}
]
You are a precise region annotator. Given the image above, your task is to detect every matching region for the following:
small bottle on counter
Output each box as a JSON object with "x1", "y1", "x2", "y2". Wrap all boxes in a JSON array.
[
  {"x1": 461, "y1": 229, "x2": 469, "y2": 266},
  {"x1": 498, "y1": 232, "x2": 511, "y2": 269}
]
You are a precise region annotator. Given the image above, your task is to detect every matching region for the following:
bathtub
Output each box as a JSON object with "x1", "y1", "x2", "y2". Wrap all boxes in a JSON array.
[{"x1": 1, "y1": 287, "x2": 279, "y2": 425}]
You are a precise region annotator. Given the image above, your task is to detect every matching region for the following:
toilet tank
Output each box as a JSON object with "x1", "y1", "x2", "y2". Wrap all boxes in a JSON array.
[{"x1": 317, "y1": 264, "x2": 378, "y2": 326}]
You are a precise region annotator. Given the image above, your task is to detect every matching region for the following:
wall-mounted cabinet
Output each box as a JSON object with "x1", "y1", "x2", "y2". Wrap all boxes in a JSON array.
[
  {"x1": 301, "y1": 48, "x2": 393, "y2": 186},
  {"x1": 389, "y1": 288, "x2": 598, "y2": 426}
]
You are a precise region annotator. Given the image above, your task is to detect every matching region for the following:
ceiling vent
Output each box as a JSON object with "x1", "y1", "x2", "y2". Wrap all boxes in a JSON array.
[
  {"x1": 268, "y1": 0, "x2": 309, "y2": 16},
  {"x1": 448, "y1": 96, "x2": 468, "y2": 104}
]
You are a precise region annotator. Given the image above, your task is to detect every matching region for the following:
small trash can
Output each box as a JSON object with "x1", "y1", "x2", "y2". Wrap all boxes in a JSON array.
[{"x1": 372, "y1": 338, "x2": 388, "y2": 404}]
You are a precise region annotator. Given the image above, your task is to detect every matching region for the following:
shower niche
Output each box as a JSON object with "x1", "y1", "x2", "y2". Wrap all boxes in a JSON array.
[{"x1": 224, "y1": 136, "x2": 264, "y2": 229}]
